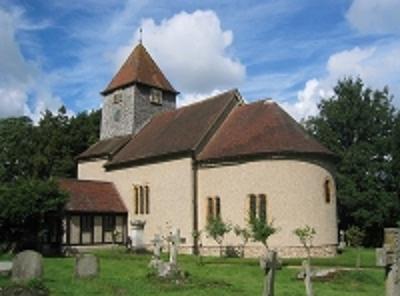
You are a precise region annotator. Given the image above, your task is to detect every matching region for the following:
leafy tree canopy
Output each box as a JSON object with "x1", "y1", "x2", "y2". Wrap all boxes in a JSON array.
[{"x1": 304, "y1": 77, "x2": 399, "y2": 246}]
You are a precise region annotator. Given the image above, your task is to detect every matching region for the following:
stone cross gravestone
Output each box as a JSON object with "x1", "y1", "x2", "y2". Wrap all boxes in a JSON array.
[
  {"x1": 169, "y1": 229, "x2": 181, "y2": 265},
  {"x1": 75, "y1": 254, "x2": 99, "y2": 278},
  {"x1": 260, "y1": 250, "x2": 278, "y2": 296},
  {"x1": 12, "y1": 250, "x2": 43, "y2": 282},
  {"x1": 151, "y1": 234, "x2": 163, "y2": 259}
]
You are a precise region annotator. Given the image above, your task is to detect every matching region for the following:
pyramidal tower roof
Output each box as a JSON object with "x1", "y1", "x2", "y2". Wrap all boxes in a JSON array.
[{"x1": 101, "y1": 43, "x2": 178, "y2": 95}]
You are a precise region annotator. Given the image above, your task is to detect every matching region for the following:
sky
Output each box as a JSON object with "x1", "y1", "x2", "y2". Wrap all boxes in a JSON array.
[{"x1": 0, "y1": 0, "x2": 399, "y2": 122}]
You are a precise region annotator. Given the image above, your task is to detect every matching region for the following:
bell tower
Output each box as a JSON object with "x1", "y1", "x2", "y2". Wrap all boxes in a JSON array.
[{"x1": 100, "y1": 43, "x2": 178, "y2": 140}]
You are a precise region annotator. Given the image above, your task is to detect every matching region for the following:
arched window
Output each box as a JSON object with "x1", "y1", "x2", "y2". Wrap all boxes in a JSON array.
[
  {"x1": 249, "y1": 194, "x2": 257, "y2": 220},
  {"x1": 324, "y1": 179, "x2": 331, "y2": 203},
  {"x1": 215, "y1": 196, "x2": 221, "y2": 218},
  {"x1": 207, "y1": 197, "x2": 214, "y2": 221},
  {"x1": 133, "y1": 184, "x2": 150, "y2": 215},
  {"x1": 145, "y1": 185, "x2": 150, "y2": 214},
  {"x1": 134, "y1": 186, "x2": 139, "y2": 215},
  {"x1": 259, "y1": 194, "x2": 267, "y2": 222},
  {"x1": 139, "y1": 186, "x2": 145, "y2": 214}
]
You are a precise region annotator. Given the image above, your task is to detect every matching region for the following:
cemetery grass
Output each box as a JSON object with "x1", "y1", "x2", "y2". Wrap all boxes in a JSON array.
[{"x1": 0, "y1": 248, "x2": 383, "y2": 296}]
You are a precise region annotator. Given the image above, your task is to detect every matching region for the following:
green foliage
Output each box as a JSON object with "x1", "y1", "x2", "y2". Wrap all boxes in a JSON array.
[
  {"x1": 205, "y1": 217, "x2": 231, "y2": 245},
  {"x1": 0, "y1": 117, "x2": 36, "y2": 182},
  {"x1": 345, "y1": 226, "x2": 365, "y2": 248},
  {"x1": 303, "y1": 77, "x2": 398, "y2": 246},
  {"x1": 233, "y1": 225, "x2": 251, "y2": 245},
  {"x1": 293, "y1": 225, "x2": 316, "y2": 249},
  {"x1": 0, "y1": 178, "x2": 68, "y2": 251},
  {"x1": 0, "y1": 107, "x2": 101, "y2": 182},
  {"x1": 248, "y1": 217, "x2": 277, "y2": 249}
]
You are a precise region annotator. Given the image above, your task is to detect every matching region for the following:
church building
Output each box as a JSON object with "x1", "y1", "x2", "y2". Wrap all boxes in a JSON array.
[{"x1": 59, "y1": 43, "x2": 338, "y2": 257}]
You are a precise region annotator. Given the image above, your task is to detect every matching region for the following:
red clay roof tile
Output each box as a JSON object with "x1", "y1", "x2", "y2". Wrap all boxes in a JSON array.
[
  {"x1": 102, "y1": 43, "x2": 177, "y2": 95},
  {"x1": 59, "y1": 179, "x2": 127, "y2": 213},
  {"x1": 198, "y1": 100, "x2": 334, "y2": 161},
  {"x1": 107, "y1": 89, "x2": 240, "y2": 167}
]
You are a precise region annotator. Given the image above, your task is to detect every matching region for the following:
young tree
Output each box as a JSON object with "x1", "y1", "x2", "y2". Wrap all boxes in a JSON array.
[
  {"x1": 205, "y1": 217, "x2": 231, "y2": 257},
  {"x1": 304, "y1": 77, "x2": 398, "y2": 246},
  {"x1": 248, "y1": 217, "x2": 277, "y2": 252},
  {"x1": 233, "y1": 225, "x2": 251, "y2": 257},
  {"x1": 345, "y1": 225, "x2": 365, "y2": 270},
  {"x1": 294, "y1": 225, "x2": 316, "y2": 296}
]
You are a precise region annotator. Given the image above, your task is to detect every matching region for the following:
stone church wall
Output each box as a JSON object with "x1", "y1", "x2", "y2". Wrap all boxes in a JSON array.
[
  {"x1": 78, "y1": 157, "x2": 195, "y2": 251},
  {"x1": 197, "y1": 158, "x2": 338, "y2": 258}
]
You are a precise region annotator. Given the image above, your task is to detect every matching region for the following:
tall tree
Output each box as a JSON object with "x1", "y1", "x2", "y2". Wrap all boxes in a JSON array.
[
  {"x1": 304, "y1": 77, "x2": 398, "y2": 246},
  {"x1": 0, "y1": 117, "x2": 36, "y2": 183}
]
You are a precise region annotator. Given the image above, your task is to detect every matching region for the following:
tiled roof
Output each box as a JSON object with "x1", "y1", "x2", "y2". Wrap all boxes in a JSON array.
[
  {"x1": 106, "y1": 89, "x2": 240, "y2": 167},
  {"x1": 198, "y1": 100, "x2": 334, "y2": 161},
  {"x1": 77, "y1": 135, "x2": 131, "y2": 160},
  {"x1": 59, "y1": 179, "x2": 127, "y2": 213},
  {"x1": 102, "y1": 43, "x2": 177, "y2": 95}
]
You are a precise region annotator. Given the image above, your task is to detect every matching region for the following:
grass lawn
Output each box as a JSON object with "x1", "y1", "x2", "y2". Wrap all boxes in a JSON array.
[{"x1": 0, "y1": 248, "x2": 384, "y2": 296}]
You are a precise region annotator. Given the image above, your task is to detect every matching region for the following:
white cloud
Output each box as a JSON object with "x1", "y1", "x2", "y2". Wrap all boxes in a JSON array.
[
  {"x1": 283, "y1": 42, "x2": 400, "y2": 120},
  {"x1": 114, "y1": 10, "x2": 246, "y2": 97},
  {"x1": 0, "y1": 6, "x2": 63, "y2": 121},
  {"x1": 347, "y1": 0, "x2": 400, "y2": 34}
]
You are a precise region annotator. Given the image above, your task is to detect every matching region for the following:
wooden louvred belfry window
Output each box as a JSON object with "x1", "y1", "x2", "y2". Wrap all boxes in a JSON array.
[{"x1": 133, "y1": 184, "x2": 150, "y2": 215}]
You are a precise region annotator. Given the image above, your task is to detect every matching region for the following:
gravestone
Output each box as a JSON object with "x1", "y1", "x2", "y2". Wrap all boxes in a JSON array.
[
  {"x1": 0, "y1": 261, "x2": 12, "y2": 277},
  {"x1": 12, "y1": 250, "x2": 43, "y2": 282},
  {"x1": 378, "y1": 228, "x2": 400, "y2": 296},
  {"x1": 338, "y1": 230, "x2": 346, "y2": 252},
  {"x1": 260, "y1": 250, "x2": 278, "y2": 296},
  {"x1": 169, "y1": 229, "x2": 181, "y2": 265},
  {"x1": 75, "y1": 254, "x2": 99, "y2": 278},
  {"x1": 130, "y1": 220, "x2": 146, "y2": 251}
]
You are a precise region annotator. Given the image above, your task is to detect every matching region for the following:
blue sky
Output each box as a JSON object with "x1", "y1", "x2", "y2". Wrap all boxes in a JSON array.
[{"x1": 0, "y1": 0, "x2": 399, "y2": 121}]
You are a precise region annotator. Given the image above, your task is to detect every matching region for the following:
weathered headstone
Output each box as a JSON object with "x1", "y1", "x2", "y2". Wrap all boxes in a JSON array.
[
  {"x1": 338, "y1": 230, "x2": 346, "y2": 252},
  {"x1": 12, "y1": 250, "x2": 43, "y2": 282},
  {"x1": 130, "y1": 220, "x2": 146, "y2": 251},
  {"x1": 169, "y1": 229, "x2": 181, "y2": 265},
  {"x1": 382, "y1": 228, "x2": 400, "y2": 296},
  {"x1": 75, "y1": 254, "x2": 99, "y2": 278},
  {"x1": 0, "y1": 261, "x2": 12, "y2": 277},
  {"x1": 260, "y1": 250, "x2": 278, "y2": 296}
]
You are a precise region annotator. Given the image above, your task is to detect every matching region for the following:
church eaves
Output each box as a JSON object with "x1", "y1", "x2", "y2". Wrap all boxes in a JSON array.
[{"x1": 101, "y1": 43, "x2": 178, "y2": 95}]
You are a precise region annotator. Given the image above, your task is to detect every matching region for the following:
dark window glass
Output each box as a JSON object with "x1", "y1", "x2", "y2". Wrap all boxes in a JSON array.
[
  {"x1": 325, "y1": 180, "x2": 331, "y2": 203},
  {"x1": 81, "y1": 215, "x2": 92, "y2": 233},
  {"x1": 134, "y1": 186, "x2": 139, "y2": 214},
  {"x1": 259, "y1": 194, "x2": 267, "y2": 222},
  {"x1": 249, "y1": 194, "x2": 257, "y2": 220},
  {"x1": 207, "y1": 197, "x2": 214, "y2": 221},
  {"x1": 103, "y1": 216, "x2": 115, "y2": 232},
  {"x1": 139, "y1": 186, "x2": 145, "y2": 214},
  {"x1": 215, "y1": 197, "x2": 221, "y2": 218},
  {"x1": 145, "y1": 186, "x2": 150, "y2": 214}
]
